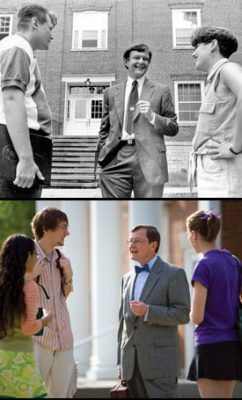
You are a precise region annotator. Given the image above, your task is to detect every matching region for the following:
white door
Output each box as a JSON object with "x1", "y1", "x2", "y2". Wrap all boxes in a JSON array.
[{"x1": 65, "y1": 95, "x2": 103, "y2": 136}]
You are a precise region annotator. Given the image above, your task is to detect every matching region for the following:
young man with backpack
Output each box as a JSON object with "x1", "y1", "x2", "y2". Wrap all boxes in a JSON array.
[{"x1": 31, "y1": 207, "x2": 76, "y2": 398}]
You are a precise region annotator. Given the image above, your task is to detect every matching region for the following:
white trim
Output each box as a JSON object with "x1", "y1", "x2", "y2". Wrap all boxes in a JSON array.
[
  {"x1": 62, "y1": 74, "x2": 115, "y2": 83},
  {"x1": 174, "y1": 80, "x2": 204, "y2": 124},
  {"x1": 172, "y1": 9, "x2": 201, "y2": 49},
  {"x1": 63, "y1": 81, "x2": 68, "y2": 135}
]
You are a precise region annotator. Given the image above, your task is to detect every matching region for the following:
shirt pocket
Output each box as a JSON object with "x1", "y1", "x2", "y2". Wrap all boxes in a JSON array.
[{"x1": 199, "y1": 102, "x2": 216, "y2": 114}]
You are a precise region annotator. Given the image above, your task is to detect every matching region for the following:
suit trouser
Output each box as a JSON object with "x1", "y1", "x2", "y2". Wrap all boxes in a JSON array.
[
  {"x1": 127, "y1": 348, "x2": 178, "y2": 398},
  {"x1": 99, "y1": 143, "x2": 164, "y2": 198},
  {"x1": 34, "y1": 343, "x2": 77, "y2": 398}
]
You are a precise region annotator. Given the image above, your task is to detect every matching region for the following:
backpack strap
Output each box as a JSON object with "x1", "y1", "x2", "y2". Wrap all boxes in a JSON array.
[
  {"x1": 36, "y1": 275, "x2": 50, "y2": 300},
  {"x1": 36, "y1": 249, "x2": 65, "y2": 297},
  {"x1": 55, "y1": 248, "x2": 65, "y2": 296}
]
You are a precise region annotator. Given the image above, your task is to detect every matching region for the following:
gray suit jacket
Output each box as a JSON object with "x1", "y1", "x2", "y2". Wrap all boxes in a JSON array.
[
  {"x1": 97, "y1": 78, "x2": 179, "y2": 185},
  {"x1": 117, "y1": 257, "x2": 190, "y2": 381}
]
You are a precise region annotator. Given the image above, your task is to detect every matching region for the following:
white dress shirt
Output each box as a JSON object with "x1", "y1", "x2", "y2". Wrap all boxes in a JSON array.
[
  {"x1": 121, "y1": 75, "x2": 155, "y2": 140},
  {"x1": 133, "y1": 255, "x2": 158, "y2": 300}
]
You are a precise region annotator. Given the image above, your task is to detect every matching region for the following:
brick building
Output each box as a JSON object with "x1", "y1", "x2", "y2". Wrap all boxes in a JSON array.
[{"x1": 1, "y1": 0, "x2": 242, "y2": 183}]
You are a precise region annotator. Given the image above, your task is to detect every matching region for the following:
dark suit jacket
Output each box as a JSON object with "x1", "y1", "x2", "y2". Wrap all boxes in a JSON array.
[
  {"x1": 97, "y1": 77, "x2": 179, "y2": 185},
  {"x1": 117, "y1": 257, "x2": 190, "y2": 381}
]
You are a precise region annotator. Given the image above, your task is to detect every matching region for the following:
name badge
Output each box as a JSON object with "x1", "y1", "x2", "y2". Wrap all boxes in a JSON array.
[{"x1": 130, "y1": 107, "x2": 135, "y2": 111}]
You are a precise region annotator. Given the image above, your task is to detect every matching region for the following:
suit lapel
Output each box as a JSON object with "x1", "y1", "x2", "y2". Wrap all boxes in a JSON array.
[
  {"x1": 133, "y1": 77, "x2": 155, "y2": 122},
  {"x1": 127, "y1": 271, "x2": 137, "y2": 320},
  {"x1": 139, "y1": 258, "x2": 163, "y2": 303},
  {"x1": 114, "y1": 81, "x2": 126, "y2": 127}
]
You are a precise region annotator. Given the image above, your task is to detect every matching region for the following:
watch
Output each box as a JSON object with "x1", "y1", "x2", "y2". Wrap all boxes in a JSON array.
[{"x1": 229, "y1": 146, "x2": 242, "y2": 155}]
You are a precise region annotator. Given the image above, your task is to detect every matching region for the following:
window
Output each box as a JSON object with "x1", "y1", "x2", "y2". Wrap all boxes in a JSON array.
[
  {"x1": 72, "y1": 11, "x2": 108, "y2": 50},
  {"x1": 174, "y1": 81, "x2": 204, "y2": 124},
  {"x1": 0, "y1": 15, "x2": 13, "y2": 41},
  {"x1": 172, "y1": 9, "x2": 201, "y2": 48},
  {"x1": 91, "y1": 100, "x2": 103, "y2": 119}
]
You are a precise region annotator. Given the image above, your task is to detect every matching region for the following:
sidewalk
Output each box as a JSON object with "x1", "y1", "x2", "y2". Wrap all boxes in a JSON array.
[
  {"x1": 74, "y1": 378, "x2": 242, "y2": 398},
  {"x1": 42, "y1": 187, "x2": 197, "y2": 198}
]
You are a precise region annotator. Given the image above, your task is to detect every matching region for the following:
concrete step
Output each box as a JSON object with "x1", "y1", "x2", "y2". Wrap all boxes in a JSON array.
[
  {"x1": 73, "y1": 379, "x2": 242, "y2": 398},
  {"x1": 51, "y1": 136, "x2": 99, "y2": 187}
]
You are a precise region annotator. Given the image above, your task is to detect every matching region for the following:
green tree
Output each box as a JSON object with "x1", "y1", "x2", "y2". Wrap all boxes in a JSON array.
[{"x1": 0, "y1": 201, "x2": 36, "y2": 245}]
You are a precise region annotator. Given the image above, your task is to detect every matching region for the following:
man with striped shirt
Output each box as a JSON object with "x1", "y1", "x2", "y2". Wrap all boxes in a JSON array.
[
  {"x1": 0, "y1": 4, "x2": 57, "y2": 198},
  {"x1": 31, "y1": 207, "x2": 76, "y2": 398}
]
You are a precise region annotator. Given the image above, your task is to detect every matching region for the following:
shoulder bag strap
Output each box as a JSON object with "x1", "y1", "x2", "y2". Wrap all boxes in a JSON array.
[{"x1": 55, "y1": 248, "x2": 65, "y2": 296}]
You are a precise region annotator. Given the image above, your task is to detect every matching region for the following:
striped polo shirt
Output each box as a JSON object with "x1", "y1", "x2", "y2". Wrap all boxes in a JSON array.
[
  {"x1": 0, "y1": 33, "x2": 52, "y2": 134},
  {"x1": 33, "y1": 241, "x2": 74, "y2": 351}
]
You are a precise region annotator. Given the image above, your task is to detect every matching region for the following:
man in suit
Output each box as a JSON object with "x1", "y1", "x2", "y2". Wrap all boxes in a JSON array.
[
  {"x1": 117, "y1": 225, "x2": 190, "y2": 398},
  {"x1": 96, "y1": 43, "x2": 179, "y2": 198}
]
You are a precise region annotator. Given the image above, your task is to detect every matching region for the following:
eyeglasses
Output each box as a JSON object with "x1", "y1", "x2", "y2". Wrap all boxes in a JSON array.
[{"x1": 127, "y1": 239, "x2": 149, "y2": 246}]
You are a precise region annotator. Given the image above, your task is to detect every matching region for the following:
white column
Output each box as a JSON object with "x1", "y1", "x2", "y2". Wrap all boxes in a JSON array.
[
  {"x1": 179, "y1": 232, "x2": 197, "y2": 377},
  {"x1": 86, "y1": 201, "x2": 123, "y2": 380},
  {"x1": 61, "y1": 200, "x2": 91, "y2": 376}
]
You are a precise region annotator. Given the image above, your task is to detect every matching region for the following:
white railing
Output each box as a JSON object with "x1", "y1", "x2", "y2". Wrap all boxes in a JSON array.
[{"x1": 74, "y1": 324, "x2": 118, "y2": 348}]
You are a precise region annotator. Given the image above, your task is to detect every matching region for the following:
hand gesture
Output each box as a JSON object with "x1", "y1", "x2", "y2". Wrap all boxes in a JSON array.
[
  {"x1": 130, "y1": 300, "x2": 148, "y2": 317},
  {"x1": 136, "y1": 100, "x2": 154, "y2": 122},
  {"x1": 42, "y1": 310, "x2": 53, "y2": 327},
  {"x1": 58, "y1": 255, "x2": 73, "y2": 281},
  {"x1": 32, "y1": 258, "x2": 46, "y2": 280}
]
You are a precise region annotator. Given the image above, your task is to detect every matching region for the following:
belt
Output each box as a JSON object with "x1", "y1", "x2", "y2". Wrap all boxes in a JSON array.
[{"x1": 120, "y1": 139, "x2": 136, "y2": 146}]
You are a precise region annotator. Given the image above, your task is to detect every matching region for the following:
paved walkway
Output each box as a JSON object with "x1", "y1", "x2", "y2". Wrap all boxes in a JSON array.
[{"x1": 42, "y1": 187, "x2": 197, "y2": 198}]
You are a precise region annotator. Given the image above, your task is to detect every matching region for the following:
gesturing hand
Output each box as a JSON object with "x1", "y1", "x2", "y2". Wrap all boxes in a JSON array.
[
  {"x1": 136, "y1": 100, "x2": 154, "y2": 122},
  {"x1": 130, "y1": 300, "x2": 148, "y2": 316}
]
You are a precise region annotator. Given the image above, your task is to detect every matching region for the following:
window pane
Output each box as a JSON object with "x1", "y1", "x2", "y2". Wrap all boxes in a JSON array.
[
  {"x1": 177, "y1": 83, "x2": 202, "y2": 122},
  {"x1": 173, "y1": 10, "x2": 199, "y2": 47},
  {"x1": 75, "y1": 100, "x2": 86, "y2": 119},
  {"x1": 73, "y1": 12, "x2": 108, "y2": 49},
  {"x1": 176, "y1": 28, "x2": 194, "y2": 46},
  {"x1": 82, "y1": 30, "x2": 98, "y2": 47},
  {"x1": 91, "y1": 100, "x2": 103, "y2": 119},
  {"x1": 0, "y1": 16, "x2": 11, "y2": 40},
  {"x1": 0, "y1": 16, "x2": 10, "y2": 33}
]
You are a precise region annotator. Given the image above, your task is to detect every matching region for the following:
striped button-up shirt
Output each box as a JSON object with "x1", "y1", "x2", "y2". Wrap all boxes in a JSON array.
[{"x1": 32, "y1": 241, "x2": 73, "y2": 351}]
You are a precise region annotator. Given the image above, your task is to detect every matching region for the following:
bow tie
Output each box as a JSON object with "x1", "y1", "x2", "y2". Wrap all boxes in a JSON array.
[{"x1": 135, "y1": 264, "x2": 150, "y2": 274}]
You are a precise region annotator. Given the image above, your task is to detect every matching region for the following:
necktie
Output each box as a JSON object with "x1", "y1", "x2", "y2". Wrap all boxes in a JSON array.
[
  {"x1": 125, "y1": 80, "x2": 138, "y2": 134},
  {"x1": 135, "y1": 264, "x2": 150, "y2": 274}
]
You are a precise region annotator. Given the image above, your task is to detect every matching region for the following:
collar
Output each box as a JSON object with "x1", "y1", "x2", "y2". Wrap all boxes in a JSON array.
[
  {"x1": 35, "y1": 240, "x2": 58, "y2": 263},
  {"x1": 206, "y1": 58, "x2": 228, "y2": 82},
  {"x1": 138, "y1": 255, "x2": 158, "y2": 271},
  {"x1": 14, "y1": 33, "x2": 35, "y2": 59},
  {"x1": 127, "y1": 75, "x2": 146, "y2": 88}
]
